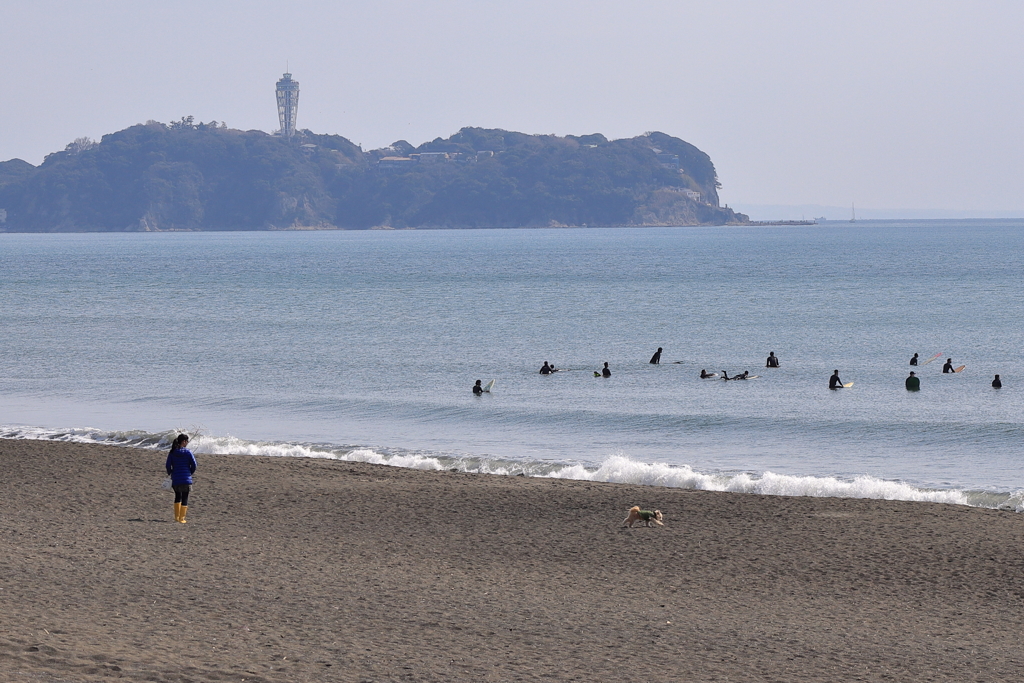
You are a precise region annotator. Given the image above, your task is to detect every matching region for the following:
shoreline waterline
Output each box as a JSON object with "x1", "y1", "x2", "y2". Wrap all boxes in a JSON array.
[{"x1": 4, "y1": 424, "x2": 1020, "y2": 512}]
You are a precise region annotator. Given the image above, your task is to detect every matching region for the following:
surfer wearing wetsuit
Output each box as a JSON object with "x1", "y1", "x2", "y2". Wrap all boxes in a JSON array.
[
  {"x1": 539, "y1": 362, "x2": 551, "y2": 375},
  {"x1": 943, "y1": 358, "x2": 955, "y2": 373},
  {"x1": 165, "y1": 433, "x2": 197, "y2": 524},
  {"x1": 650, "y1": 347, "x2": 663, "y2": 365},
  {"x1": 766, "y1": 352, "x2": 779, "y2": 368},
  {"x1": 992, "y1": 375, "x2": 1002, "y2": 388},
  {"x1": 736, "y1": 371, "x2": 749, "y2": 380},
  {"x1": 700, "y1": 369, "x2": 713, "y2": 378},
  {"x1": 829, "y1": 370, "x2": 844, "y2": 390},
  {"x1": 910, "y1": 353, "x2": 919, "y2": 366},
  {"x1": 905, "y1": 371, "x2": 920, "y2": 391},
  {"x1": 721, "y1": 371, "x2": 731, "y2": 380},
  {"x1": 602, "y1": 362, "x2": 611, "y2": 378},
  {"x1": 473, "y1": 380, "x2": 483, "y2": 395}
]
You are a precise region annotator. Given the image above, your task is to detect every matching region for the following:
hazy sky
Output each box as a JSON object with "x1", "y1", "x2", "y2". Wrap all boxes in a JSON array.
[{"x1": 3, "y1": 0, "x2": 1022, "y2": 213}]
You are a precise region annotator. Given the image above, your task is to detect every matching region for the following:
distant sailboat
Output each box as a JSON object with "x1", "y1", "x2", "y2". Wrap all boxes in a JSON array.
[{"x1": 850, "y1": 203, "x2": 856, "y2": 223}]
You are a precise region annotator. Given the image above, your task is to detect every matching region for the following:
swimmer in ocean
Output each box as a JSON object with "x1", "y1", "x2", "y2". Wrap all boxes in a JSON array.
[
  {"x1": 473, "y1": 380, "x2": 483, "y2": 395},
  {"x1": 905, "y1": 371, "x2": 920, "y2": 391}
]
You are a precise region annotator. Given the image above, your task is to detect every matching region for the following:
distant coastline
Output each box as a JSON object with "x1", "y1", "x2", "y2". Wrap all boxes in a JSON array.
[{"x1": 733, "y1": 203, "x2": 1024, "y2": 222}]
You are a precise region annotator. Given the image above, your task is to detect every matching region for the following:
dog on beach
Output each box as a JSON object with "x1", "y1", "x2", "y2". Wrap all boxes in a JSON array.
[{"x1": 622, "y1": 506, "x2": 664, "y2": 527}]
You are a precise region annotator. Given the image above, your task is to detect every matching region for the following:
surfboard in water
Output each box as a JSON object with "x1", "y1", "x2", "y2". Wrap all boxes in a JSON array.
[
  {"x1": 843, "y1": 382, "x2": 854, "y2": 388},
  {"x1": 920, "y1": 353, "x2": 943, "y2": 366},
  {"x1": 483, "y1": 379, "x2": 496, "y2": 392},
  {"x1": 954, "y1": 365, "x2": 966, "y2": 373}
]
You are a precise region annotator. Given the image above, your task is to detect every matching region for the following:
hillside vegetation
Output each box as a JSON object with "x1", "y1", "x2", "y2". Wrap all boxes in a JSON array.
[{"x1": 0, "y1": 121, "x2": 746, "y2": 231}]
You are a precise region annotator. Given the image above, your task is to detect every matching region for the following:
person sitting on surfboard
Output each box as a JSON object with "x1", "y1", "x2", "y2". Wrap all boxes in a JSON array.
[
  {"x1": 910, "y1": 353, "x2": 919, "y2": 366},
  {"x1": 942, "y1": 358, "x2": 955, "y2": 374},
  {"x1": 602, "y1": 362, "x2": 611, "y2": 378},
  {"x1": 539, "y1": 362, "x2": 552, "y2": 375},
  {"x1": 905, "y1": 371, "x2": 920, "y2": 391},
  {"x1": 766, "y1": 352, "x2": 779, "y2": 368},
  {"x1": 992, "y1": 374, "x2": 1002, "y2": 388},
  {"x1": 829, "y1": 370, "x2": 844, "y2": 389},
  {"x1": 649, "y1": 347, "x2": 663, "y2": 365},
  {"x1": 473, "y1": 380, "x2": 483, "y2": 395},
  {"x1": 700, "y1": 369, "x2": 714, "y2": 378}
]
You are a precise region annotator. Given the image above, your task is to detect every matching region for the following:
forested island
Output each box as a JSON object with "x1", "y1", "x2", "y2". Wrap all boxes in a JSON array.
[{"x1": 0, "y1": 120, "x2": 747, "y2": 231}]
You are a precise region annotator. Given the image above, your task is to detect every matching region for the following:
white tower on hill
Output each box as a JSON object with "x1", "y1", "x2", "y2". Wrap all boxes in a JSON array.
[{"x1": 276, "y1": 72, "x2": 299, "y2": 137}]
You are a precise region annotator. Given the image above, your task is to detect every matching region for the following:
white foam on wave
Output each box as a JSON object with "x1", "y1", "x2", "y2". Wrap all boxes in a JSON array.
[
  {"x1": 191, "y1": 435, "x2": 446, "y2": 471},
  {"x1": 191, "y1": 434, "x2": 338, "y2": 460},
  {"x1": 544, "y1": 454, "x2": 974, "y2": 506}
]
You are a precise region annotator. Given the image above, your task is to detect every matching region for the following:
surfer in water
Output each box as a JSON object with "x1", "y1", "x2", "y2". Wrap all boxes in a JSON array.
[
  {"x1": 942, "y1": 358, "x2": 956, "y2": 373},
  {"x1": 649, "y1": 347, "x2": 663, "y2": 365},
  {"x1": 992, "y1": 374, "x2": 1002, "y2": 388},
  {"x1": 905, "y1": 371, "x2": 920, "y2": 391},
  {"x1": 721, "y1": 371, "x2": 732, "y2": 381},
  {"x1": 829, "y1": 370, "x2": 844, "y2": 390},
  {"x1": 700, "y1": 369, "x2": 714, "y2": 378},
  {"x1": 539, "y1": 362, "x2": 557, "y2": 375},
  {"x1": 601, "y1": 362, "x2": 611, "y2": 378},
  {"x1": 766, "y1": 352, "x2": 779, "y2": 368},
  {"x1": 910, "y1": 353, "x2": 919, "y2": 366},
  {"x1": 473, "y1": 380, "x2": 483, "y2": 395}
]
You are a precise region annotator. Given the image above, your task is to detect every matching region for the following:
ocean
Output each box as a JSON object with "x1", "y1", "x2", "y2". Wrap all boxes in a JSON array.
[{"x1": 2, "y1": 221, "x2": 1022, "y2": 509}]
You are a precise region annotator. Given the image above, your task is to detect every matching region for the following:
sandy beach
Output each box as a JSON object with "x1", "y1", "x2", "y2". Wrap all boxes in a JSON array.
[{"x1": 2, "y1": 438, "x2": 1023, "y2": 682}]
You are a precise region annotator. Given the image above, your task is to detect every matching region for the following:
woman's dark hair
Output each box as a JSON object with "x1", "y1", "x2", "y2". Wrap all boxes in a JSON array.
[{"x1": 170, "y1": 433, "x2": 189, "y2": 453}]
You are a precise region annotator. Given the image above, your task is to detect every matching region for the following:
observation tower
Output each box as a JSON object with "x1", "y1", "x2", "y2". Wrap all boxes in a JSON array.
[{"x1": 276, "y1": 72, "x2": 300, "y2": 137}]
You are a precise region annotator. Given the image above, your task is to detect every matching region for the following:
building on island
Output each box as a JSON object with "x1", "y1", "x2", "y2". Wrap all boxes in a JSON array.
[
  {"x1": 276, "y1": 72, "x2": 300, "y2": 137},
  {"x1": 378, "y1": 157, "x2": 417, "y2": 172},
  {"x1": 418, "y1": 152, "x2": 448, "y2": 164}
]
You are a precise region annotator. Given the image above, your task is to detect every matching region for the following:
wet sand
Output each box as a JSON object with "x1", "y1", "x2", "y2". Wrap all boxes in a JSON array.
[{"x1": 2, "y1": 438, "x2": 1023, "y2": 682}]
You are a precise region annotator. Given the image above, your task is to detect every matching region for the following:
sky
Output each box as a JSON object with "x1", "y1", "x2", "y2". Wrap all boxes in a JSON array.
[{"x1": 2, "y1": 0, "x2": 1023, "y2": 217}]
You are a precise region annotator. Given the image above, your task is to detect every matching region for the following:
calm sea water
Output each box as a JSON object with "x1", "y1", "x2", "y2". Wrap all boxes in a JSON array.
[{"x1": 2, "y1": 221, "x2": 1022, "y2": 508}]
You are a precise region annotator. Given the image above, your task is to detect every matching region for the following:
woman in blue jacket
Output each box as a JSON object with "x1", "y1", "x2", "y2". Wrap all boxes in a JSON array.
[{"x1": 165, "y1": 433, "x2": 197, "y2": 523}]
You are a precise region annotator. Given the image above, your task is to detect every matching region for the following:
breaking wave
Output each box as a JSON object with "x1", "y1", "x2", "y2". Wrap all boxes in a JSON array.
[{"x1": 3, "y1": 424, "x2": 1021, "y2": 512}]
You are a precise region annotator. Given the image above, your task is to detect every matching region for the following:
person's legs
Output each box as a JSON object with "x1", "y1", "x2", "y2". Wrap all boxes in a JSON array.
[
  {"x1": 173, "y1": 485, "x2": 182, "y2": 521},
  {"x1": 173, "y1": 485, "x2": 191, "y2": 522}
]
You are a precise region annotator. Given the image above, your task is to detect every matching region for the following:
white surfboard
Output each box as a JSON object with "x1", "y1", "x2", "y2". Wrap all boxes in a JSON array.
[{"x1": 483, "y1": 379, "x2": 495, "y2": 392}]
